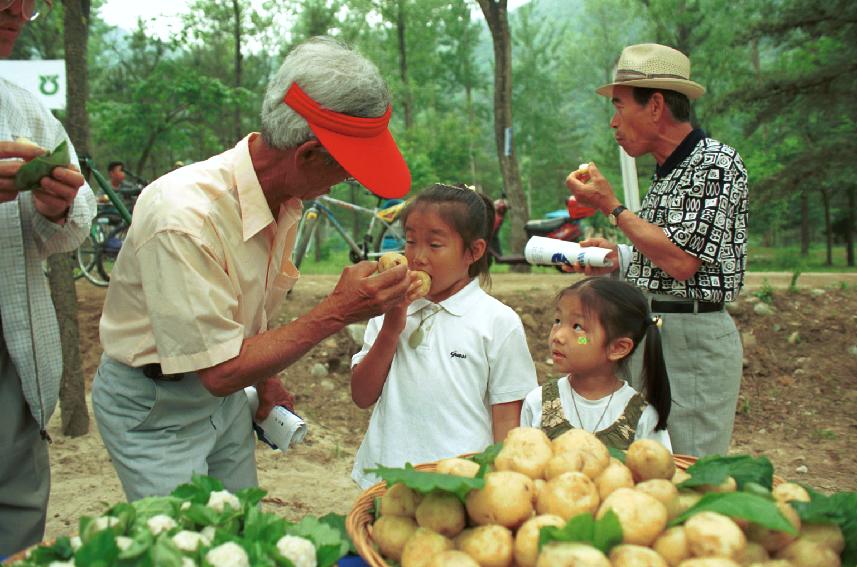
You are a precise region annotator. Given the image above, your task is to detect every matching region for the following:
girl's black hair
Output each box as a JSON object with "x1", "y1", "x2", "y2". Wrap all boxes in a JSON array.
[
  {"x1": 399, "y1": 183, "x2": 495, "y2": 287},
  {"x1": 559, "y1": 278, "x2": 671, "y2": 430}
]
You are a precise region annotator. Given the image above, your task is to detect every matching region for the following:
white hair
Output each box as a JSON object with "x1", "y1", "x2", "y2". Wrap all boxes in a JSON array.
[{"x1": 260, "y1": 36, "x2": 391, "y2": 149}]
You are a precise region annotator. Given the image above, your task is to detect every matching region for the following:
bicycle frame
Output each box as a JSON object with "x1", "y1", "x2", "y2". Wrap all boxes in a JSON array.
[{"x1": 317, "y1": 194, "x2": 406, "y2": 253}]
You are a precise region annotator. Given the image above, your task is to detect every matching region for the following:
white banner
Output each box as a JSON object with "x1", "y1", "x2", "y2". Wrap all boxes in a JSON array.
[{"x1": 0, "y1": 60, "x2": 66, "y2": 110}]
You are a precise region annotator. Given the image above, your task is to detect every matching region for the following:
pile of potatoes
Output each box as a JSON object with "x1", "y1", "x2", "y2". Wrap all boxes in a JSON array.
[{"x1": 368, "y1": 427, "x2": 845, "y2": 567}]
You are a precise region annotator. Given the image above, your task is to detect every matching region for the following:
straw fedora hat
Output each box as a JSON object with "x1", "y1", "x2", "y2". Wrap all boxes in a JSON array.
[{"x1": 596, "y1": 43, "x2": 705, "y2": 100}]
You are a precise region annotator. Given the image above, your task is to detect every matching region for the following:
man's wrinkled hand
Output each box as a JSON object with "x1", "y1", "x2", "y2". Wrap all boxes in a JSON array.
[
  {"x1": 33, "y1": 164, "x2": 85, "y2": 222},
  {"x1": 255, "y1": 376, "x2": 295, "y2": 420},
  {"x1": 0, "y1": 140, "x2": 47, "y2": 204},
  {"x1": 326, "y1": 260, "x2": 412, "y2": 325},
  {"x1": 563, "y1": 237, "x2": 620, "y2": 276},
  {"x1": 565, "y1": 162, "x2": 620, "y2": 214}
]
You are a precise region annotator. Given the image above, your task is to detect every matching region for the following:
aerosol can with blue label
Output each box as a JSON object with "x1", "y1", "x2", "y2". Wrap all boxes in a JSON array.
[{"x1": 244, "y1": 387, "x2": 307, "y2": 453}]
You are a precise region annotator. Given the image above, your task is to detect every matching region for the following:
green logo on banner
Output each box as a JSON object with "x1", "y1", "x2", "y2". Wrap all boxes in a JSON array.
[{"x1": 39, "y1": 75, "x2": 59, "y2": 96}]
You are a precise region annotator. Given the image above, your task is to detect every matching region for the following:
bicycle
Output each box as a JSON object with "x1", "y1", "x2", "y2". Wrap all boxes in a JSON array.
[{"x1": 292, "y1": 192, "x2": 409, "y2": 269}]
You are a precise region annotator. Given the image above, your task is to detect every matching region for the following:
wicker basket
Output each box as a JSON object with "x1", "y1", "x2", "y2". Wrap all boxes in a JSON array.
[{"x1": 346, "y1": 454, "x2": 712, "y2": 567}]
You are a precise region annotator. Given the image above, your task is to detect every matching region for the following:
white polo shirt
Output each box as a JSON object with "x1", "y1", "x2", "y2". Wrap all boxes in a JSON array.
[
  {"x1": 351, "y1": 279, "x2": 538, "y2": 488},
  {"x1": 521, "y1": 378, "x2": 672, "y2": 451}
]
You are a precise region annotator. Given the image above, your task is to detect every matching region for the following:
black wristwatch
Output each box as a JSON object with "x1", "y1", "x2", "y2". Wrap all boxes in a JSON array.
[{"x1": 608, "y1": 205, "x2": 628, "y2": 226}]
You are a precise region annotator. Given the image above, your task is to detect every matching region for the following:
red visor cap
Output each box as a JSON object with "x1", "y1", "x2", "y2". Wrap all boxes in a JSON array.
[{"x1": 284, "y1": 83, "x2": 411, "y2": 199}]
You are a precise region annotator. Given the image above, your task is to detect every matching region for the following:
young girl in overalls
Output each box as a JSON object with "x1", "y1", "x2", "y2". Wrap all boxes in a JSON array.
[
  {"x1": 521, "y1": 277, "x2": 672, "y2": 450},
  {"x1": 350, "y1": 184, "x2": 538, "y2": 489}
]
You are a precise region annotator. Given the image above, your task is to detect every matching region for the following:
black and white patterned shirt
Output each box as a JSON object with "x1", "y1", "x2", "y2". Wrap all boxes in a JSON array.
[{"x1": 625, "y1": 129, "x2": 748, "y2": 303}]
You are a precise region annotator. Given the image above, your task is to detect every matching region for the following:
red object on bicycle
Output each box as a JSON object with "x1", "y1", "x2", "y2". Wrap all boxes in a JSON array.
[{"x1": 567, "y1": 196, "x2": 597, "y2": 220}]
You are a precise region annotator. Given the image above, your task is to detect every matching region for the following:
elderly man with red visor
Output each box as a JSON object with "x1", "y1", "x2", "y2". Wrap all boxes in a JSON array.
[{"x1": 92, "y1": 36, "x2": 418, "y2": 501}]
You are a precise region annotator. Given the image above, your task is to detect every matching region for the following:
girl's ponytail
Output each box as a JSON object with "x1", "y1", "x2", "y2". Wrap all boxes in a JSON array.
[{"x1": 641, "y1": 315, "x2": 671, "y2": 431}]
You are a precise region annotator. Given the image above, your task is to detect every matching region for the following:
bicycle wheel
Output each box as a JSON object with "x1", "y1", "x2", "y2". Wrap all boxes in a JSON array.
[
  {"x1": 293, "y1": 208, "x2": 320, "y2": 270},
  {"x1": 77, "y1": 232, "x2": 108, "y2": 287},
  {"x1": 95, "y1": 222, "x2": 128, "y2": 282},
  {"x1": 372, "y1": 219, "x2": 406, "y2": 255}
]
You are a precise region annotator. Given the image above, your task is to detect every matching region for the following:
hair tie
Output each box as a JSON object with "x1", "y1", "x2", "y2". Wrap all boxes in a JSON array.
[{"x1": 646, "y1": 314, "x2": 663, "y2": 329}]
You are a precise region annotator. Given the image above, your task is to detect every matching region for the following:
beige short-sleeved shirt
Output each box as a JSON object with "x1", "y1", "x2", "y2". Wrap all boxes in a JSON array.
[{"x1": 99, "y1": 134, "x2": 302, "y2": 374}]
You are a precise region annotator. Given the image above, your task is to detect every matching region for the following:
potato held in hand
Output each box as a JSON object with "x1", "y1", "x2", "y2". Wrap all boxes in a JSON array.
[
  {"x1": 411, "y1": 270, "x2": 432, "y2": 298},
  {"x1": 378, "y1": 252, "x2": 408, "y2": 272}
]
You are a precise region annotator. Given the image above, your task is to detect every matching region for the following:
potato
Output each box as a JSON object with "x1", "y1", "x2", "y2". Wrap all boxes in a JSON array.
[
  {"x1": 635, "y1": 479, "x2": 680, "y2": 520},
  {"x1": 436, "y1": 458, "x2": 481, "y2": 478},
  {"x1": 378, "y1": 252, "x2": 407, "y2": 272},
  {"x1": 676, "y1": 559, "x2": 741, "y2": 567},
  {"x1": 465, "y1": 471, "x2": 535, "y2": 529},
  {"x1": 593, "y1": 458, "x2": 635, "y2": 500},
  {"x1": 672, "y1": 469, "x2": 692, "y2": 485},
  {"x1": 609, "y1": 543, "x2": 669, "y2": 567},
  {"x1": 494, "y1": 427, "x2": 553, "y2": 480},
  {"x1": 455, "y1": 524, "x2": 514, "y2": 567},
  {"x1": 775, "y1": 538, "x2": 841, "y2": 567},
  {"x1": 401, "y1": 528, "x2": 454, "y2": 567},
  {"x1": 597, "y1": 487, "x2": 667, "y2": 546},
  {"x1": 625, "y1": 439, "x2": 675, "y2": 482},
  {"x1": 698, "y1": 476, "x2": 737, "y2": 494},
  {"x1": 683, "y1": 511, "x2": 746, "y2": 559},
  {"x1": 381, "y1": 483, "x2": 423, "y2": 517},
  {"x1": 533, "y1": 479, "x2": 546, "y2": 503},
  {"x1": 746, "y1": 561, "x2": 794, "y2": 567},
  {"x1": 544, "y1": 451, "x2": 586, "y2": 481},
  {"x1": 771, "y1": 483, "x2": 810, "y2": 504},
  {"x1": 674, "y1": 491, "x2": 704, "y2": 517},
  {"x1": 746, "y1": 501, "x2": 800, "y2": 553},
  {"x1": 536, "y1": 471, "x2": 600, "y2": 521},
  {"x1": 535, "y1": 542, "x2": 611, "y2": 567},
  {"x1": 799, "y1": 522, "x2": 845, "y2": 554},
  {"x1": 374, "y1": 515, "x2": 418, "y2": 562},
  {"x1": 653, "y1": 526, "x2": 690, "y2": 567},
  {"x1": 427, "y1": 550, "x2": 480, "y2": 567},
  {"x1": 513, "y1": 515, "x2": 566, "y2": 567},
  {"x1": 551, "y1": 429, "x2": 610, "y2": 479},
  {"x1": 738, "y1": 541, "x2": 770, "y2": 564},
  {"x1": 416, "y1": 491, "x2": 467, "y2": 538},
  {"x1": 411, "y1": 270, "x2": 432, "y2": 298}
]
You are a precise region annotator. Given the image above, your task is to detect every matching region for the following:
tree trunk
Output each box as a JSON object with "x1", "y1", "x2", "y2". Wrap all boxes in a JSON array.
[
  {"x1": 476, "y1": 0, "x2": 529, "y2": 271},
  {"x1": 799, "y1": 191, "x2": 809, "y2": 256},
  {"x1": 395, "y1": 0, "x2": 412, "y2": 129},
  {"x1": 232, "y1": 0, "x2": 243, "y2": 142},
  {"x1": 57, "y1": 0, "x2": 90, "y2": 437},
  {"x1": 820, "y1": 187, "x2": 832, "y2": 266},
  {"x1": 847, "y1": 185, "x2": 855, "y2": 267}
]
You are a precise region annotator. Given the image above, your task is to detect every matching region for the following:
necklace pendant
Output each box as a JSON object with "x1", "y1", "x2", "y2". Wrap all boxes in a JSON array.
[{"x1": 408, "y1": 327, "x2": 424, "y2": 348}]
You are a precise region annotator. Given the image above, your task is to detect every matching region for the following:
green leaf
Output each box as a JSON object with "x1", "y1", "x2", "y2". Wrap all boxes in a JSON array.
[
  {"x1": 285, "y1": 516, "x2": 350, "y2": 567},
  {"x1": 467, "y1": 442, "x2": 503, "y2": 467},
  {"x1": 131, "y1": 496, "x2": 181, "y2": 525},
  {"x1": 14, "y1": 141, "x2": 70, "y2": 192},
  {"x1": 671, "y1": 492, "x2": 797, "y2": 534},
  {"x1": 170, "y1": 474, "x2": 224, "y2": 503},
  {"x1": 75, "y1": 528, "x2": 121, "y2": 566},
  {"x1": 147, "y1": 535, "x2": 185, "y2": 567},
  {"x1": 25, "y1": 536, "x2": 75, "y2": 563},
  {"x1": 538, "y1": 511, "x2": 623, "y2": 553},
  {"x1": 791, "y1": 488, "x2": 857, "y2": 566},
  {"x1": 608, "y1": 447, "x2": 626, "y2": 463},
  {"x1": 318, "y1": 513, "x2": 356, "y2": 554},
  {"x1": 678, "y1": 455, "x2": 774, "y2": 490},
  {"x1": 235, "y1": 486, "x2": 267, "y2": 507},
  {"x1": 242, "y1": 505, "x2": 287, "y2": 545},
  {"x1": 366, "y1": 463, "x2": 485, "y2": 501}
]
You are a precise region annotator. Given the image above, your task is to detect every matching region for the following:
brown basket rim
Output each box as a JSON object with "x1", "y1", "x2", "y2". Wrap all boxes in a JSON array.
[{"x1": 344, "y1": 453, "x2": 771, "y2": 567}]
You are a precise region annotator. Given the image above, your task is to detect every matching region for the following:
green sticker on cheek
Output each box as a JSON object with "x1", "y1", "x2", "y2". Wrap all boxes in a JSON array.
[{"x1": 577, "y1": 336, "x2": 588, "y2": 345}]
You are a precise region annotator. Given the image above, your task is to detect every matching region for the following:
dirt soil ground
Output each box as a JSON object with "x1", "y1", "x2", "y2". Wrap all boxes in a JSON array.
[{"x1": 43, "y1": 272, "x2": 857, "y2": 540}]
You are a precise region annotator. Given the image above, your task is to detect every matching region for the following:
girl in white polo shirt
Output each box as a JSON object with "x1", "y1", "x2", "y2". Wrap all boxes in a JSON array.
[
  {"x1": 521, "y1": 277, "x2": 672, "y2": 450},
  {"x1": 350, "y1": 184, "x2": 538, "y2": 489}
]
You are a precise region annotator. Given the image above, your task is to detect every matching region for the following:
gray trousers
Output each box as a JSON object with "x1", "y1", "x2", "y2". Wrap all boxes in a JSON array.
[
  {"x1": 92, "y1": 355, "x2": 257, "y2": 501},
  {"x1": 0, "y1": 329, "x2": 50, "y2": 557},
  {"x1": 630, "y1": 295, "x2": 743, "y2": 457}
]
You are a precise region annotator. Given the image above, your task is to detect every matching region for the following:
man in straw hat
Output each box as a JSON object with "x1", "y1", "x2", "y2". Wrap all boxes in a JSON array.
[
  {"x1": 565, "y1": 43, "x2": 748, "y2": 457},
  {"x1": 93, "y1": 36, "x2": 421, "y2": 500}
]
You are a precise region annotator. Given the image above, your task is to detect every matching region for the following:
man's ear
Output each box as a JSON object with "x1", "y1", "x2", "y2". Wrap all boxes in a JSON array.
[
  {"x1": 468, "y1": 238, "x2": 487, "y2": 263},
  {"x1": 608, "y1": 336, "x2": 634, "y2": 362},
  {"x1": 649, "y1": 92, "x2": 665, "y2": 122},
  {"x1": 294, "y1": 140, "x2": 328, "y2": 166}
]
